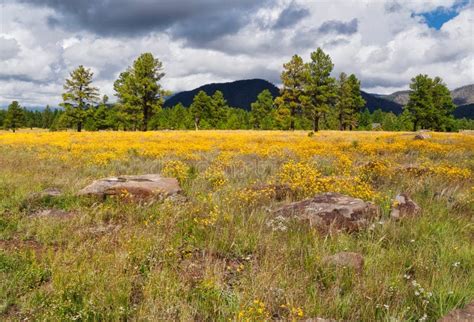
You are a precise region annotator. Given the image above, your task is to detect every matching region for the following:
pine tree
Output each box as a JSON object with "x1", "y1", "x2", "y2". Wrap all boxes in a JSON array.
[
  {"x1": 42, "y1": 105, "x2": 54, "y2": 129},
  {"x1": 335, "y1": 72, "x2": 352, "y2": 130},
  {"x1": 209, "y1": 91, "x2": 228, "y2": 128},
  {"x1": 190, "y1": 91, "x2": 211, "y2": 130},
  {"x1": 301, "y1": 48, "x2": 336, "y2": 131},
  {"x1": 405, "y1": 74, "x2": 455, "y2": 131},
  {"x1": 251, "y1": 89, "x2": 274, "y2": 129},
  {"x1": 61, "y1": 65, "x2": 99, "y2": 132},
  {"x1": 4, "y1": 101, "x2": 25, "y2": 132},
  {"x1": 405, "y1": 74, "x2": 433, "y2": 131},
  {"x1": 275, "y1": 54, "x2": 306, "y2": 130},
  {"x1": 114, "y1": 53, "x2": 168, "y2": 131},
  {"x1": 346, "y1": 74, "x2": 366, "y2": 130}
]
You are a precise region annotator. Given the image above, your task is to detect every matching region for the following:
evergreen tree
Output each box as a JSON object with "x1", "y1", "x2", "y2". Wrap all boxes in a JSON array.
[
  {"x1": 42, "y1": 105, "x2": 54, "y2": 128},
  {"x1": 251, "y1": 89, "x2": 274, "y2": 129},
  {"x1": 301, "y1": 48, "x2": 336, "y2": 131},
  {"x1": 61, "y1": 65, "x2": 100, "y2": 132},
  {"x1": 335, "y1": 72, "x2": 352, "y2": 130},
  {"x1": 114, "y1": 53, "x2": 168, "y2": 131},
  {"x1": 190, "y1": 91, "x2": 211, "y2": 130},
  {"x1": 209, "y1": 91, "x2": 228, "y2": 128},
  {"x1": 275, "y1": 54, "x2": 306, "y2": 130},
  {"x1": 346, "y1": 74, "x2": 365, "y2": 130},
  {"x1": 358, "y1": 108, "x2": 372, "y2": 129},
  {"x1": 4, "y1": 101, "x2": 25, "y2": 132},
  {"x1": 405, "y1": 74, "x2": 455, "y2": 131}
]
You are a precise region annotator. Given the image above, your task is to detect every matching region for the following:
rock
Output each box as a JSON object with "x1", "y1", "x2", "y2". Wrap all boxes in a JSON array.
[
  {"x1": 78, "y1": 174, "x2": 181, "y2": 200},
  {"x1": 390, "y1": 194, "x2": 421, "y2": 220},
  {"x1": 414, "y1": 133, "x2": 431, "y2": 140},
  {"x1": 38, "y1": 188, "x2": 62, "y2": 197},
  {"x1": 438, "y1": 301, "x2": 474, "y2": 321},
  {"x1": 31, "y1": 209, "x2": 74, "y2": 218},
  {"x1": 273, "y1": 192, "x2": 379, "y2": 233},
  {"x1": 322, "y1": 252, "x2": 364, "y2": 273}
]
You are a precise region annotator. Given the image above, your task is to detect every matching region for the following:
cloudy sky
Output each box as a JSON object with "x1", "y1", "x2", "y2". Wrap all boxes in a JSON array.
[{"x1": 0, "y1": 0, "x2": 473, "y2": 107}]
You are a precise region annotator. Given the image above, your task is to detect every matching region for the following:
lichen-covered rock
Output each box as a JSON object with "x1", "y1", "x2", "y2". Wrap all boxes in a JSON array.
[
  {"x1": 273, "y1": 192, "x2": 379, "y2": 233},
  {"x1": 390, "y1": 193, "x2": 421, "y2": 220},
  {"x1": 438, "y1": 301, "x2": 474, "y2": 321},
  {"x1": 78, "y1": 174, "x2": 181, "y2": 200},
  {"x1": 322, "y1": 252, "x2": 364, "y2": 273}
]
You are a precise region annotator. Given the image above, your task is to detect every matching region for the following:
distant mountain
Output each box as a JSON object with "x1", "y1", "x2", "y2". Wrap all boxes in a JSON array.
[
  {"x1": 164, "y1": 79, "x2": 473, "y2": 119},
  {"x1": 451, "y1": 84, "x2": 474, "y2": 106},
  {"x1": 361, "y1": 91, "x2": 403, "y2": 114},
  {"x1": 164, "y1": 79, "x2": 280, "y2": 111}
]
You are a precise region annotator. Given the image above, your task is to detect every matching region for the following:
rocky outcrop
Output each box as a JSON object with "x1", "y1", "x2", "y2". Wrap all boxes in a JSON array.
[
  {"x1": 390, "y1": 194, "x2": 421, "y2": 220},
  {"x1": 78, "y1": 174, "x2": 181, "y2": 200},
  {"x1": 273, "y1": 193, "x2": 379, "y2": 233}
]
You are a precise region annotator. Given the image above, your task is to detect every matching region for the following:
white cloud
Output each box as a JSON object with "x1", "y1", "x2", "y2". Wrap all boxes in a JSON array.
[{"x1": 0, "y1": 0, "x2": 473, "y2": 106}]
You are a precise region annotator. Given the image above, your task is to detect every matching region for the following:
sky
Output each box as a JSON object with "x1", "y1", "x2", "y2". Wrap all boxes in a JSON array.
[{"x1": 0, "y1": 0, "x2": 473, "y2": 107}]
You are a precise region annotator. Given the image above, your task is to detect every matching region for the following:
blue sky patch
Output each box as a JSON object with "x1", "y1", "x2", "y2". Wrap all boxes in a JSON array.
[{"x1": 418, "y1": 0, "x2": 470, "y2": 30}]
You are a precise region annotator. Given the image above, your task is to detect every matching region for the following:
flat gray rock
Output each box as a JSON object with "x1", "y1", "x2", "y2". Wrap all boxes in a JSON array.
[
  {"x1": 78, "y1": 174, "x2": 181, "y2": 200},
  {"x1": 273, "y1": 192, "x2": 379, "y2": 233}
]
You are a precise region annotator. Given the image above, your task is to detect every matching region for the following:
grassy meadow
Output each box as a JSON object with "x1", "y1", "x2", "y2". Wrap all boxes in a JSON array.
[{"x1": 0, "y1": 130, "x2": 473, "y2": 321}]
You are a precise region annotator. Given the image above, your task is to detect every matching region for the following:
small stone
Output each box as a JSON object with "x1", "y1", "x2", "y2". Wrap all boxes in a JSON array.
[
  {"x1": 31, "y1": 209, "x2": 74, "y2": 218},
  {"x1": 390, "y1": 194, "x2": 421, "y2": 220},
  {"x1": 322, "y1": 252, "x2": 364, "y2": 273},
  {"x1": 414, "y1": 133, "x2": 431, "y2": 140},
  {"x1": 273, "y1": 192, "x2": 380, "y2": 233}
]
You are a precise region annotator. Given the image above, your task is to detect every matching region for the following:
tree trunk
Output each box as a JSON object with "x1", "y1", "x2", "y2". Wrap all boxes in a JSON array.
[
  {"x1": 339, "y1": 113, "x2": 343, "y2": 130},
  {"x1": 143, "y1": 106, "x2": 149, "y2": 131},
  {"x1": 313, "y1": 116, "x2": 320, "y2": 132},
  {"x1": 413, "y1": 120, "x2": 417, "y2": 132},
  {"x1": 12, "y1": 128, "x2": 16, "y2": 133},
  {"x1": 77, "y1": 122, "x2": 82, "y2": 132},
  {"x1": 194, "y1": 117, "x2": 199, "y2": 131}
]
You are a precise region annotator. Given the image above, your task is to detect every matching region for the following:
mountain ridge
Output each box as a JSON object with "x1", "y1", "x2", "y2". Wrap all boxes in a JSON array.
[{"x1": 164, "y1": 79, "x2": 473, "y2": 118}]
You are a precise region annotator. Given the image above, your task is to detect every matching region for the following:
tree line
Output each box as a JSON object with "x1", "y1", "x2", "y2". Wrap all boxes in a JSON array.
[{"x1": 2, "y1": 49, "x2": 472, "y2": 132}]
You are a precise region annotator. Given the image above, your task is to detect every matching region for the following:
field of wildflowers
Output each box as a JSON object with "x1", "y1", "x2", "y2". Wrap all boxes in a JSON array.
[{"x1": 0, "y1": 130, "x2": 473, "y2": 320}]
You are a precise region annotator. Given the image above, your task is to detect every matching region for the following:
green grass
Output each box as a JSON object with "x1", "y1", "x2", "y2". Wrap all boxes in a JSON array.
[{"x1": 0, "y1": 135, "x2": 473, "y2": 321}]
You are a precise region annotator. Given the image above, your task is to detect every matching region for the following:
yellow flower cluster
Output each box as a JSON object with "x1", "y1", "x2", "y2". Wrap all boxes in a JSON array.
[
  {"x1": 238, "y1": 299, "x2": 271, "y2": 321},
  {"x1": 278, "y1": 161, "x2": 329, "y2": 198},
  {"x1": 162, "y1": 160, "x2": 190, "y2": 183}
]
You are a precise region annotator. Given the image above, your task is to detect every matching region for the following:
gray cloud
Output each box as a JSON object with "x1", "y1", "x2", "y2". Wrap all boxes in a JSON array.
[
  {"x1": 21, "y1": 0, "x2": 268, "y2": 44},
  {"x1": 274, "y1": 2, "x2": 310, "y2": 29},
  {"x1": 0, "y1": 37, "x2": 21, "y2": 60},
  {"x1": 318, "y1": 18, "x2": 358, "y2": 35}
]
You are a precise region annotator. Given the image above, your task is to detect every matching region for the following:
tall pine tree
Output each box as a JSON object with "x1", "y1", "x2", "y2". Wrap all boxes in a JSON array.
[
  {"x1": 61, "y1": 65, "x2": 99, "y2": 132},
  {"x1": 114, "y1": 53, "x2": 168, "y2": 131},
  {"x1": 302, "y1": 48, "x2": 336, "y2": 131},
  {"x1": 275, "y1": 55, "x2": 306, "y2": 130}
]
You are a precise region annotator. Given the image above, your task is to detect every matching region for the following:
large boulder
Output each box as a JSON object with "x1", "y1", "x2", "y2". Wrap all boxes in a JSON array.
[
  {"x1": 78, "y1": 174, "x2": 181, "y2": 200},
  {"x1": 322, "y1": 252, "x2": 364, "y2": 273},
  {"x1": 390, "y1": 194, "x2": 421, "y2": 220},
  {"x1": 273, "y1": 192, "x2": 379, "y2": 233}
]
